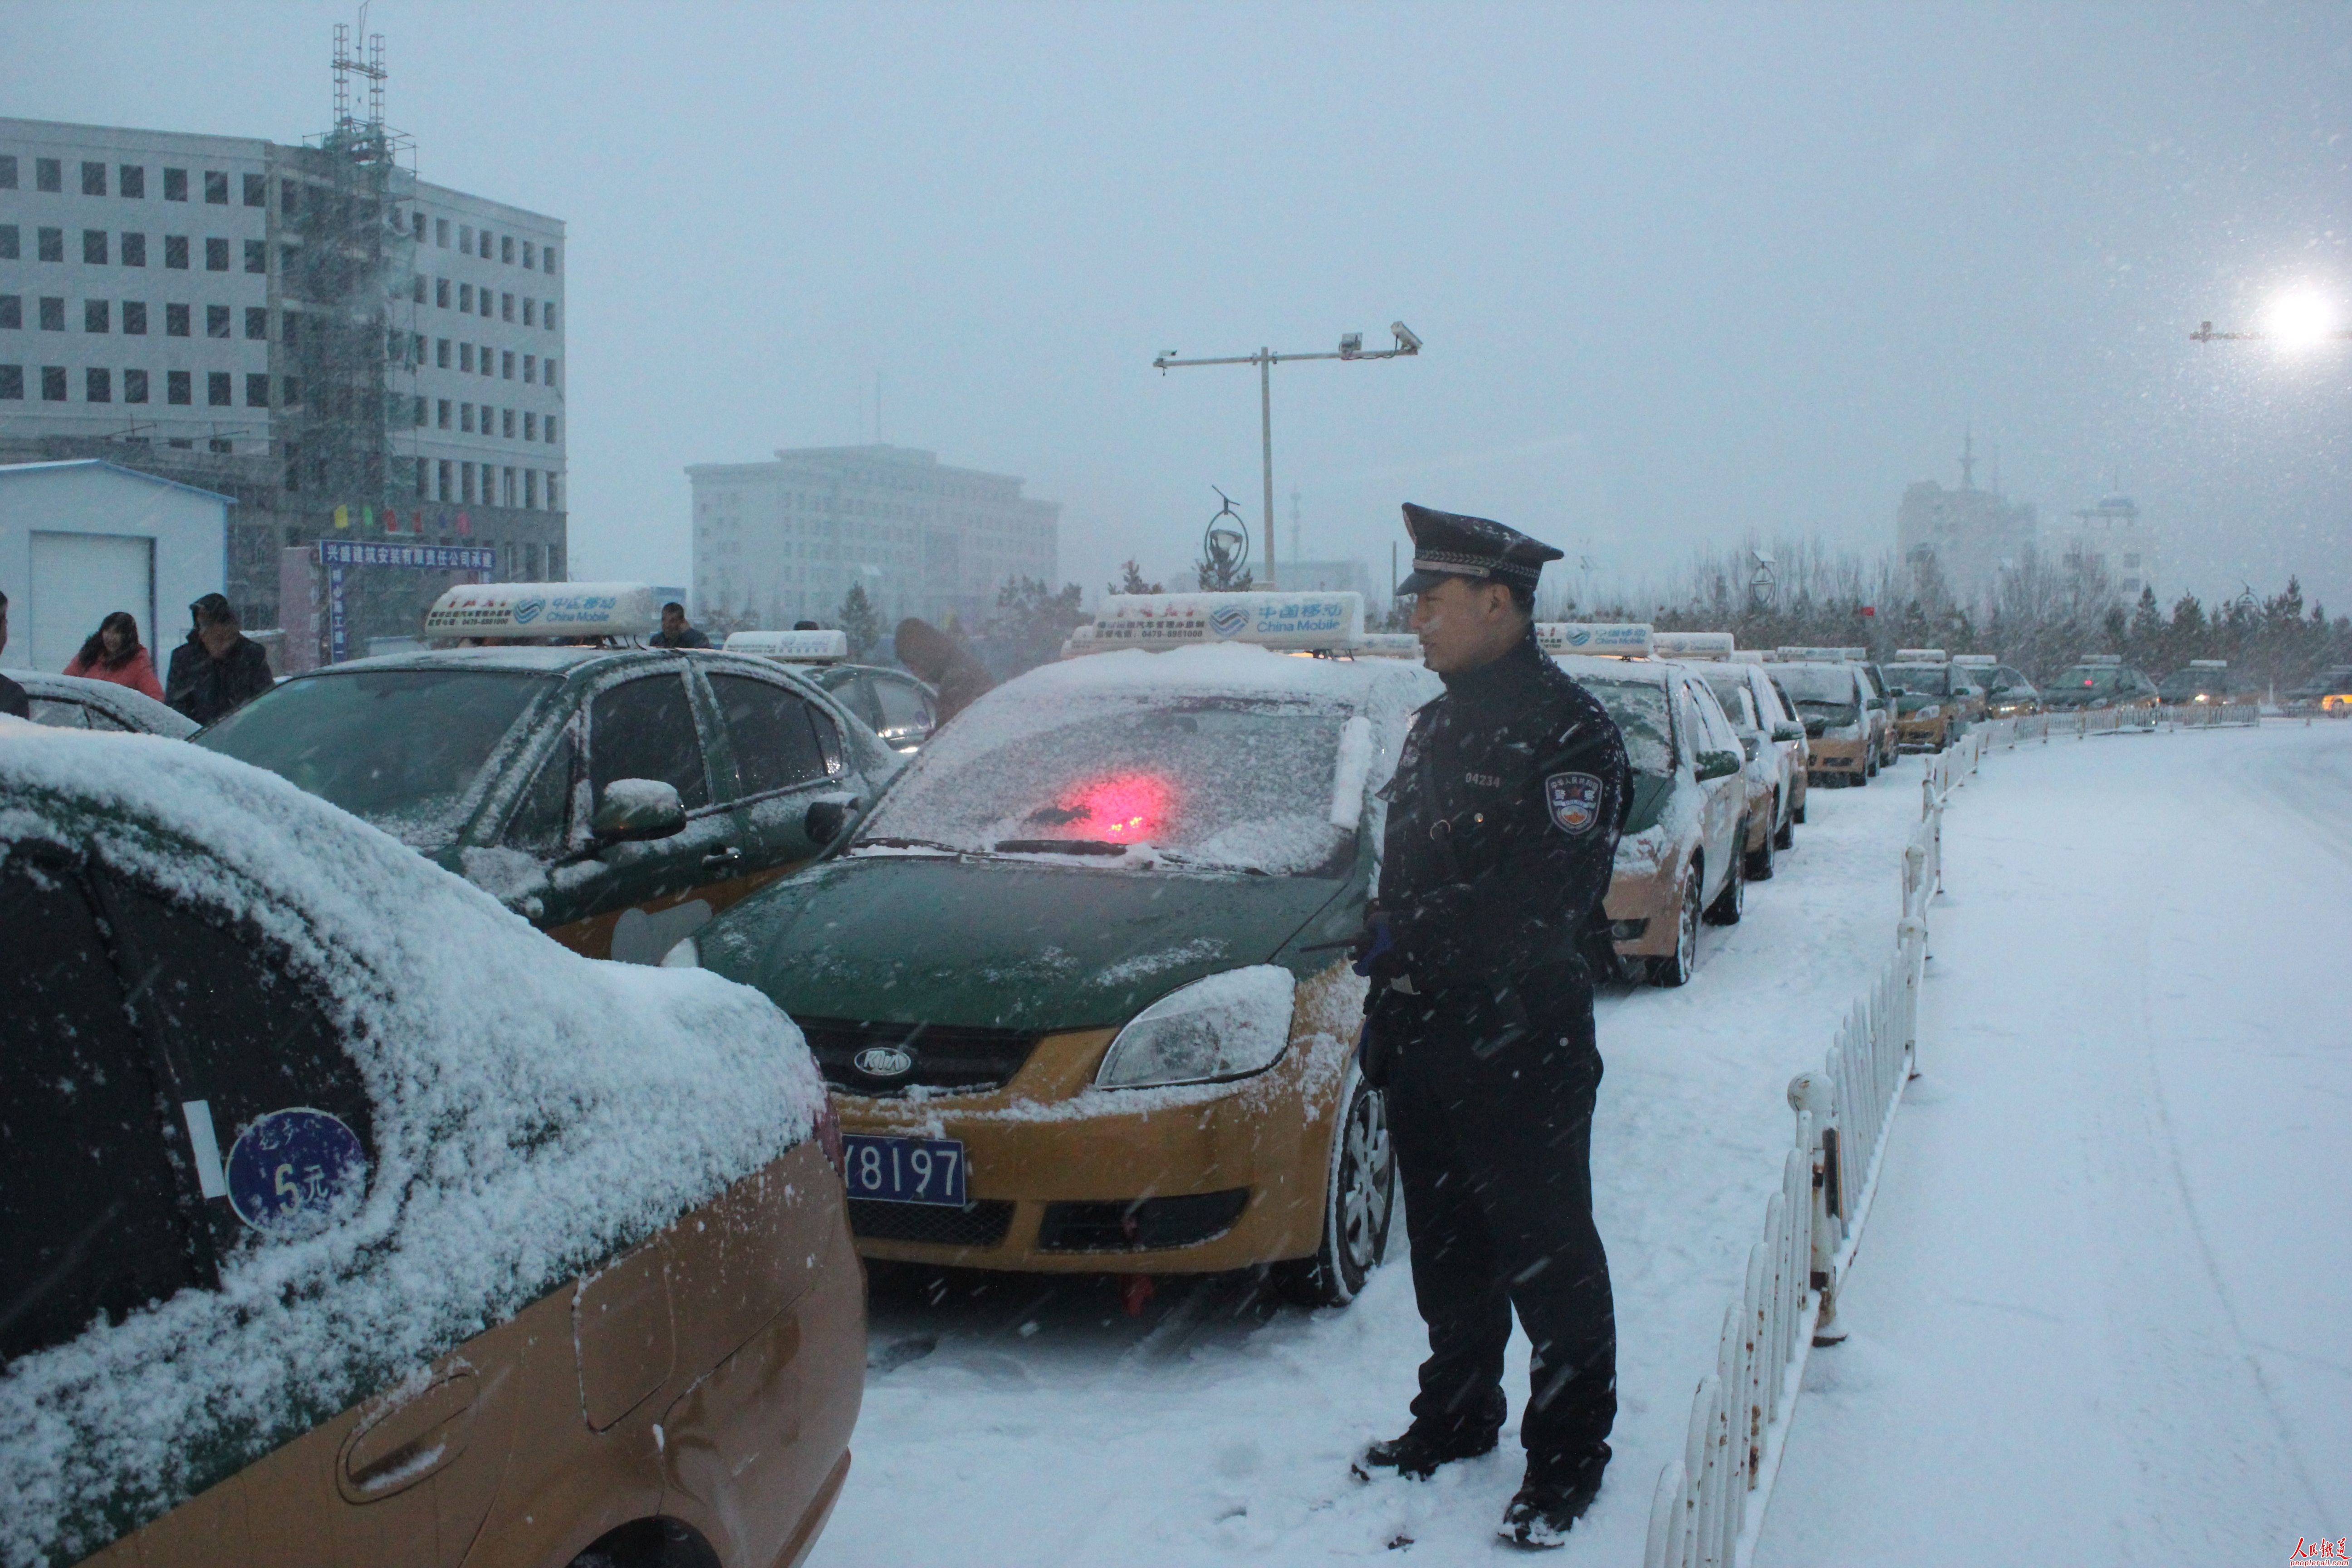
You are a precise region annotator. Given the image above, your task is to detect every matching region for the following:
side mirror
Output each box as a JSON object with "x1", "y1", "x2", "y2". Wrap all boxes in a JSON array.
[
  {"x1": 1739, "y1": 734, "x2": 1759, "y2": 762},
  {"x1": 1771, "y1": 721, "x2": 1805, "y2": 743},
  {"x1": 590, "y1": 779, "x2": 687, "y2": 845},
  {"x1": 1694, "y1": 749, "x2": 1742, "y2": 782},
  {"x1": 804, "y1": 795, "x2": 862, "y2": 848},
  {"x1": 1869, "y1": 696, "x2": 1889, "y2": 710}
]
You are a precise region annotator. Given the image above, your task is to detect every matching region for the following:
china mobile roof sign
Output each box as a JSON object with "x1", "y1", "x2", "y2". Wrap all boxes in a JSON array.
[
  {"x1": 424, "y1": 583, "x2": 659, "y2": 638},
  {"x1": 724, "y1": 629, "x2": 852, "y2": 662},
  {"x1": 1089, "y1": 591, "x2": 1366, "y2": 651},
  {"x1": 1537, "y1": 622, "x2": 1655, "y2": 658}
]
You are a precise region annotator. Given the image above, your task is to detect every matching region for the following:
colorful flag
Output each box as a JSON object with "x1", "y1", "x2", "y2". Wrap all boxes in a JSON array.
[{"x1": 333, "y1": 504, "x2": 349, "y2": 530}]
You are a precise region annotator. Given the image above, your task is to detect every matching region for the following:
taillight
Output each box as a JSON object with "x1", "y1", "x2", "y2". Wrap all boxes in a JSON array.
[{"x1": 816, "y1": 1093, "x2": 844, "y2": 1177}]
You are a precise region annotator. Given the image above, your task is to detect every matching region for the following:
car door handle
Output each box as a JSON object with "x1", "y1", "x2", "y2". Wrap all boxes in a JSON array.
[{"x1": 702, "y1": 846, "x2": 744, "y2": 871}]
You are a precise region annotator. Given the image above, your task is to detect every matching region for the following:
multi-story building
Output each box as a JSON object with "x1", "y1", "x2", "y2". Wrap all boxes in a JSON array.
[
  {"x1": 0, "y1": 112, "x2": 566, "y2": 651},
  {"x1": 2056, "y1": 491, "x2": 2155, "y2": 601},
  {"x1": 1895, "y1": 436, "x2": 2038, "y2": 610},
  {"x1": 686, "y1": 445, "x2": 1059, "y2": 631}
]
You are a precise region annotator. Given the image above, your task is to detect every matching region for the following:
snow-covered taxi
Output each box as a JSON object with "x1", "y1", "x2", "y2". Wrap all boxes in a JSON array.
[
  {"x1": 1774, "y1": 656, "x2": 1880, "y2": 787},
  {"x1": 1543, "y1": 626, "x2": 1749, "y2": 985},
  {"x1": 1779, "y1": 646, "x2": 1891, "y2": 776},
  {"x1": 14, "y1": 670, "x2": 200, "y2": 737},
  {"x1": 2042, "y1": 653, "x2": 2161, "y2": 712},
  {"x1": 686, "y1": 593, "x2": 1432, "y2": 1305},
  {"x1": 191, "y1": 584, "x2": 899, "y2": 963},
  {"x1": 1661, "y1": 636, "x2": 1807, "y2": 881},
  {"x1": 726, "y1": 627, "x2": 944, "y2": 753},
  {"x1": 1, "y1": 722, "x2": 861, "y2": 1568},
  {"x1": 1884, "y1": 648, "x2": 1981, "y2": 752}
]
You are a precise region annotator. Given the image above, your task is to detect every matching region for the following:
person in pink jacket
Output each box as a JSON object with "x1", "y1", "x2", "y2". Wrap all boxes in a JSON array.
[{"x1": 63, "y1": 611, "x2": 166, "y2": 701}]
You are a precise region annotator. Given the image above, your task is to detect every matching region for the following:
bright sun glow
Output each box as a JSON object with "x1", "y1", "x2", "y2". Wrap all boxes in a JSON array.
[{"x1": 2264, "y1": 288, "x2": 2337, "y2": 349}]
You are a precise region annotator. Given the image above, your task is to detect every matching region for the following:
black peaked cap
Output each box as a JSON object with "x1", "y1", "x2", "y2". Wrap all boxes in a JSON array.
[{"x1": 1396, "y1": 502, "x2": 1564, "y2": 595}]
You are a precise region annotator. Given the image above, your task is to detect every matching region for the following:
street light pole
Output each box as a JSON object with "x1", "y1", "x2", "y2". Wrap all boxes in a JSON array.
[{"x1": 1155, "y1": 322, "x2": 1423, "y2": 590}]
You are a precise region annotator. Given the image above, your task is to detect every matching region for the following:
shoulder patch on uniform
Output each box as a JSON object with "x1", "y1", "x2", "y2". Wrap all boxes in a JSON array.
[{"x1": 1545, "y1": 771, "x2": 1603, "y2": 836}]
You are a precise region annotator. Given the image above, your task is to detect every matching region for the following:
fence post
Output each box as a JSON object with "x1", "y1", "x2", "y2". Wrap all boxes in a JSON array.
[{"x1": 1788, "y1": 1078, "x2": 1844, "y2": 1345}]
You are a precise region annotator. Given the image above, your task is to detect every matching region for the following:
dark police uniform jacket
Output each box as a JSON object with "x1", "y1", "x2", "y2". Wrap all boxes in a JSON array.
[{"x1": 1366, "y1": 628, "x2": 1632, "y2": 1069}]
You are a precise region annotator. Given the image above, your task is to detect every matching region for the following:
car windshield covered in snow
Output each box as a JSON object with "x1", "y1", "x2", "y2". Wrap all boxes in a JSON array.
[
  {"x1": 1771, "y1": 665, "x2": 1862, "y2": 725},
  {"x1": 1578, "y1": 677, "x2": 1675, "y2": 774},
  {"x1": 1885, "y1": 664, "x2": 1952, "y2": 696},
  {"x1": 2054, "y1": 665, "x2": 2125, "y2": 696},
  {"x1": 194, "y1": 668, "x2": 554, "y2": 849},
  {"x1": 856, "y1": 693, "x2": 1353, "y2": 874}
]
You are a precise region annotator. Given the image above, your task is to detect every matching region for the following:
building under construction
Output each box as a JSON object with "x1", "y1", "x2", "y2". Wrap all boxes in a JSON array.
[{"x1": 0, "y1": 26, "x2": 567, "y2": 662}]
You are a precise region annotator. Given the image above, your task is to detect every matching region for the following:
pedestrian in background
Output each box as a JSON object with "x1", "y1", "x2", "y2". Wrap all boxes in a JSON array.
[
  {"x1": 0, "y1": 590, "x2": 29, "y2": 720},
  {"x1": 893, "y1": 617, "x2": 994, "y2": 725},
  {"x1": 165, "y1": 594, "x2": 273, "y2": 726},
  {"x1": 63, "y1": 611, "x2": 165, "y2": 701},
  {"x1": 652, "y1": 601, "x2": 712, "y2": 649},
  {"x1": 1352, "y1": 503, "x2": 1632, "y2": 1550}
]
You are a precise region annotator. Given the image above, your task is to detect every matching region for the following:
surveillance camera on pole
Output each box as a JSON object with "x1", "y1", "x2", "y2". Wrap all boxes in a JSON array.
[{"x1": 1151, "y1": 318, "x2": 1424, "y2": 587}]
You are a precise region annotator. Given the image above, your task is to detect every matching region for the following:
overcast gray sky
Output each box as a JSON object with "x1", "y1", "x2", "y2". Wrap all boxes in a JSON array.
[{"x1": 8, "y1": 1, "x2": 2348, "y2": 612}]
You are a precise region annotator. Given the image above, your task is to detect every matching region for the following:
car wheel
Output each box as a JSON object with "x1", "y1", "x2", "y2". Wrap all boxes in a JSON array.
[
  {"x1": 1648, "y1": 871, "x2": 1701, "y2": 987},
  {"x1": 1704, "y1": 843, "x2": 1746, "y2": 926},
  {"x1": 1852, "y1": 766, "x2": 1868, "y2": 788},
  {"x1": 1747, "y1": 804, "x2": 1779, "y2": 879},
  {"x1": 1867, "y1": 751, "x2": 1880, "y2": 777},
  {"x1": 1774, "y1": 798, "x2": 1797, "y2": 847},
  {"x1": 1273, "y1": 1068, "x2": 1394, "y2": 1308}
]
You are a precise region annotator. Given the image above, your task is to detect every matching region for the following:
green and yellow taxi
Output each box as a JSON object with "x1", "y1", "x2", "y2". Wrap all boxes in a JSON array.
[
  {"x1": 1883, "y1": 648, "x2": 1982, "y2": 751},
  {"x1": 686, "y1": 593, "x2": 1433, "y2": 1305},
  {"x1": 2042, "y1": 654, "x2": 2161, "y2": 712}
]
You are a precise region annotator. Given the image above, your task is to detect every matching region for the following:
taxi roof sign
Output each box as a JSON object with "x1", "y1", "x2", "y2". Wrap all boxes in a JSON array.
[
  {"x1": 723, "y1": 628, "x2": 851, "y2": 663},
  {"x1": 424, "y1": 582, "x2": 658, "y2": 639},
  {"x1": 2189, "y1": 658, "x2": 2228, "y2": 669},
  {"x1": 1538, "y1": 622, "x2": 1654, "y2": 658},
  {"x1": 1951, "y1": 653, "x2": 1998, "y2": 668},
  {"x1": 1354, "y1": 632, "x2": 1426, "y2": 660},
  {"x1": 1653, "y1": 631, "x2": 1736, "y2": 660},
  {"x1": 1085, "y1": 591, "x2": 1365, "y2": 653},
  {"x1": 1730, "y1": 650, "x2": 1768, "y2": 664},
  {"x1": 2079, "y1": 653, "x2": 2122, "y2": 665},
  {"x1": 1776, "y1": 646, "x2": 1870, "y2": 663},
  {"x1": 1891, "y1": 647, "x2": 1950, "y2": 662}
]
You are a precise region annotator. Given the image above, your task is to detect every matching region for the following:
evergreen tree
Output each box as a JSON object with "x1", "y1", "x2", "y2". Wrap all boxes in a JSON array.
[
  {"x1": 837, "y1": 582, "x2": 882, "y2": 659},
  {"x1": 1111, "y1": 559, "x2": 1164, "y2": 596},
  {"x1": 987, "y1": 576, "x2": 1090, "y2": 675}
]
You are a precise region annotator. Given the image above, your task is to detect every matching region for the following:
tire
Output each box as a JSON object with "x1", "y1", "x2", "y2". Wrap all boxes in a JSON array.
[
  {"x1": 1647, "y1": 870, "x2": 1701, "y2": 986},
  {"x1": 1774, "y1": 796, "x2": 1797, "y2": 848},
  {"x1": 1746, "y1": 804, "x2": 1778, "y2": 880},
  {"x1": 1273, "y1": 1068, "x2": 1394, "y2": 1308},
  {"x1": 1704, "y1": 843, "x2": 1745, "y2": 925},
  {"x1": 1852, "y1": 767, "x2": 1868, "y2": 788},
  {"x1": 1866, "y1": 750, "x2": 1880, "y2": 778},
  {"x1": 1793, "y1": 795, "x2": 1807, "y2": 824}
]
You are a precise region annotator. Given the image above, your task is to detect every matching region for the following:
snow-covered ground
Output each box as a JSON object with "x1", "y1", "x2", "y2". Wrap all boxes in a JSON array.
[
  {"x1": 1756, "y1": 720, "x2": 2351, "y2": 1567},
  {"x1": 810, "y1": 758, "x2": 1932, "y2": 1566}
]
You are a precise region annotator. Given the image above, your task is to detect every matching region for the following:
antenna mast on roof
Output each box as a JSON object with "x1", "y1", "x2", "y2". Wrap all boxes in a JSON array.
[{"x1": 1958, "y1": 426, "x2": 1977, "y2": 490}]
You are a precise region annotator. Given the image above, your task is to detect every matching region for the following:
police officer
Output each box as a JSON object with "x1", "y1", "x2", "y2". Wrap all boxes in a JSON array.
[{"x1": 1352, "y1": 503, "x2": 1632, "y2": 1550}]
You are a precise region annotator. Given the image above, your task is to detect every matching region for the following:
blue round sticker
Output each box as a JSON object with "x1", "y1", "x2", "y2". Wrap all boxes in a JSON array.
[{"x1": 225, "y1": 1108, "x2": 368, "y2": 1234}]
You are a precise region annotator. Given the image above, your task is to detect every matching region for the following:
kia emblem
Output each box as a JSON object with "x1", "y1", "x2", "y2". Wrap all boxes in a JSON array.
[{"x1": 855, "y1": 1045, "x2": 914, "y2": 1078}]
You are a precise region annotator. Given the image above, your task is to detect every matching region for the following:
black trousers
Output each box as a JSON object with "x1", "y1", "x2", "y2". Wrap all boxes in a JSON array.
[{"x1": 1375, "y1": 965, "x2": 1616, "y2": 1477}]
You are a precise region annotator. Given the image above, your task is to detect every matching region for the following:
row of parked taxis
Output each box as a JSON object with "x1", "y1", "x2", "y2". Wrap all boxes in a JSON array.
[{"x1": 4, "y1": 584, "x2": 1882, "y2": 1568}]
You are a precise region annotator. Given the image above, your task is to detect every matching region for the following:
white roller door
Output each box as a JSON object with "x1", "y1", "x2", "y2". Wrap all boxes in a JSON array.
[{"x1": 29, "y1": 532, "x2": 155, "y2": 675}]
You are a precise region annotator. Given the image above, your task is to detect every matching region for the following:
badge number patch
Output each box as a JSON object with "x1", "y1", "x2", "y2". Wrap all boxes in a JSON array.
[{"x1": 1545, "y1": 772, "x2": 1603, "y2": 836}]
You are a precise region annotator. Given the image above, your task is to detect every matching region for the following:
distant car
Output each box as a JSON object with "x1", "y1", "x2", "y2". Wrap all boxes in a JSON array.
[
  {"x1": 1561, "y1": 654, "x2": 1748, "y2": 987},
  {"x1": 1856, "y1": 663, "x2": 1898, "y2": 769},
  {"x1": 2041, "y1": 658, "x2": 2160, "y2": 711},
  {"x1": 1697, "y1": 660, "x2": 1806, "y2": 879},
  {"x1": 2283, "y1": 664, "x2": 2352, "y2": 715},
  {"x1": 2156, "y1": 663, "x2": 2241, "y2": 706},
  {"x1": 1776, "y1": 661, "x2": 1877, "y2": 788},
  {"x1": 723, "y1": 629, "x2": 942, "y2": 753},
  {"x1": 1883, "y1": 659, "x2": 1974, "y2": 752},
  {"x1": 191, "y1": 645, "x2": 899, "y2": 962},
  {"x1": 1, "y1": 724, "x2": 861, "y2": 1568},
  {"x1": 1978, "y1": 665, "x2": 2042, "y2": 717},
  {"x1": 691, "y1": 618, "x2": 1434, "y2": 1305},
  {"x1": 15, "y1": 669, "x2": 199, "y2": 737}
]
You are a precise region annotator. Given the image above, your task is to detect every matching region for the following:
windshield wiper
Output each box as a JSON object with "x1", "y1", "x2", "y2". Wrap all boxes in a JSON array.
[
  {"x1": 992, "y1": 838, "x2": 1131, "y2": 856},
  {"x1": 854, "y1": 835, "x2": 967, "y2": 854}
]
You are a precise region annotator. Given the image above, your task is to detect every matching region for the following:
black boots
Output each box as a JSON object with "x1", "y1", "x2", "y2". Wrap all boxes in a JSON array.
[
  {"x1": 1351, "y1": 1422, "x2": 1500, "y2": 1482},
  {"x1": 1497, "y1": 1444, "x2": 1610, "y2": 1550}
]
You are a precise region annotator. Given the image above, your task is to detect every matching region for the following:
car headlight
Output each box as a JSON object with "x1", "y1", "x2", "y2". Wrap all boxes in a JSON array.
[
  {"x1": 1912, "y1": 705, "x2": 1942, "y2": 720},
  {"x1": 659, "y1": 936, "x2": 700, "y2": 969},
  {"x1": 1095, "y1": 966, "x2": 1297, "y2": 1088}
]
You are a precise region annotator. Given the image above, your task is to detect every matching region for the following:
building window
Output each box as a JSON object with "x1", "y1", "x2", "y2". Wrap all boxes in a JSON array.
[
  {"x1": 204, "y1": 371, "x2": 230, "y2": 406},
  {"x1": 478, "y1": 342, "x2": 492, "y2": 376},
  {"x1": 436, "y1": 337, "x2": 451, "y2": 368},
  {"x1": 462, "y1": 461, "x2": 477, "y2": 504},
  {"x1": 479, "y1": 230, "x2": 494, "y2": 260},
  {"x1": 459, "y1": 343, "x2": 474, "y2": 372},
  {"x1": 437, "y1": 397, "x2": 451, "y2": 429},
  {"x1": 208, "y1": 438, "x2": 231, "y2": 454},
  {"x1": 436, "y1": 277, "x2": 450, "y2": 308},
  {"x1": 545, "y1": 415, "x2": 558, "y2": 444},
  {"x1": 280, "y1": 179, "x2": 302, "y2": 214},
  {"x1": 461, "y1": 402, "x2": 475, "y2": 433},
  {"x1": 437, "y1": 459, "x2": 454, "y2": 500},
  {"x1": 0, "y1": 295, "x2": 15, "y2": 330},
  {"x1": 502, "y1": 407, "x2": 516, "y2": 438},
  {"x1": 206, "y1": 304, "x2": 230, "y2": 338},
  {"x1": 411, "y1": 211, "x2": 425, "y2": 241},
  {"x1": 84, "y1": 299, "x2": 109, "y2": 333},
  {"x1": 164, "y1": 235, "x2": 188, "y2": 269},
  {"x1": 242, "y1": 173, "x2": 265, "y2": 207},
  {"x1": 203, "y1": 170, "x2": 228, "y2": 204},
  {"x1": 522, "y1": 298, "x2": 535, "y2": 327},
  {"x1": 409, "y1": 394, "x2": 423, "y2": 425},
  {"x1": 166, "y1": 303, "x2": 189, "y2": 336},
  {"x1": 411, "y1": 330, "x2": 425, "y2": 361},
  {"x1": 244, "y1": 240, "x2": 266, "y2": 274},
  {"x1": 523, "y1": 354, "x2": 535, "y2": 383},
  {"x1": 0, "y1": 226, "x2": 14, "y2": 260},
  {"x1": 283, "y1": 376, "x2": 300, "y2": 405},
  {"x1": 547, "y1": 474, "x2": 560, "y2": 510},
  {"x1": 525, "y1": 469, "x2": 539, "y2": 508},
  {"x1": 244, "y1": 306, "x2": 268, "y2": 340},
  {"x1": 43, "y1": 365, "x2": 68, "y2": 400},
  {"x1": 501, "y1": 291, "x2": 514, "y2": 323},
  {"x1": 167, "y1": 369, "x2": 191, "y2": 404},
  {"x1": 544, "y1": 302, "x2": 558, "y2": 332},
  {"x1": 163, "y1": 167, "x2": 187, "y2": 201},
  {"x1": 118, "y1": 164, "x2": 144, "y2": 199},
  {"x1": 543, "y1": 245, "x2": 559, "y2": 276},
  {"x1": 501, "y1": 350, "x2": 514, "y2": 379},
  {"x1": 124, "y1": 368, "x2": 148, "y2": 404},
  {"x1": 459, "y1": 224, "x2": 473, "y2": 251},
  {"x1": 37, "y1": 157, "x2": 63, "y2": 193},
  {"x1": 544, "y1": 358, "x2": 558, "y2": 388},
  {"x1": 435, "y1": 217, "x2": 450, "y2": 248},
  {"x1": 120, "y1": 232, "x2": 146, "y2": 267},
  {"x1": 499, "y1": 235, "x2": 513, "y2": 265},
  {"x1": 522, "y1": 241, "x2": 536, "y2": 270},
  {"x1": 83, "y1": 230, "x2": 109, "y2": 265},
  {"x1": 0, "y1": 156, "x2": 15, "y2": 188},
  {"x1": 0, "y1": 365, "x2": 20, "y2": 398},
  {"x1": 205, "y1": 237, "x2": 228, "y2": 271},
  {"x1": 412, "y1": 274, "x2": 426, "y2": 304},
  {"x1": 524, "y1": 411, "x2": 537, "y2": 441},
  {"x1": 86, "y1": 367, "x2": 111, "y2": 402},
  {"x1": 37, "y1": 294, "x2": 64, "y2": 330},
  {"x1": 458, "y1": 283, "x2": 473, "y2": 313},
  {"x1": 504, "y1": 466, "x2": 517, "y2": 506},
  {"x1": 122, "y1": 301, "x2": 147, "y2": 334},
  {"x1": 82, "y1": 161, "x2": 108, "y2": 196},
  {"x1": 39, "y1": 227, "x2": 64, "y2": 263}
]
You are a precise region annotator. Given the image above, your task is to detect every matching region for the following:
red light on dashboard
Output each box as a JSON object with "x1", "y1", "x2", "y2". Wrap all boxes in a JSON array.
[{"x1": 1069, "y1": 774, "x2": 1169, "y2": 840}]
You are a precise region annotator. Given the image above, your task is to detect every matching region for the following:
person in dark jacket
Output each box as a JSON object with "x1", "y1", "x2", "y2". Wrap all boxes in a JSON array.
[
  {"x1": 165, "y1": 594, "x2": 274, "y2": 726},
  {"x1": 893, "y1": 617, "x2": 995, "y2": 726},
  {"x1": 1351, "y1": 503, "x2": 1632, "y2": 1551},
  {"x1": 0, "y1": 591, "x2": 29, "y2": 720},
  {"x1": 651, "y1": 601, "x2": 712, "y2": 649}
]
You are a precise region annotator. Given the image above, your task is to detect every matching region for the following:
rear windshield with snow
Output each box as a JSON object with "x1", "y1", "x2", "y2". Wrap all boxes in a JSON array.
[
  {"x1": 858, "y1": 694, "x2": 1352, "y2": 874},
  {"x1": 1886, "y1": 665, "x2": 1952, "y2": 696},
  {"x1": 1773, "y1": 665, "x2": 1861, "y2": 712},
  {"x1": 1580, "y1": 679, "x2": 1675, "y2": 775},
  {"x1": 194, "y1": 668, "x2": 554, "y2": 849}
]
